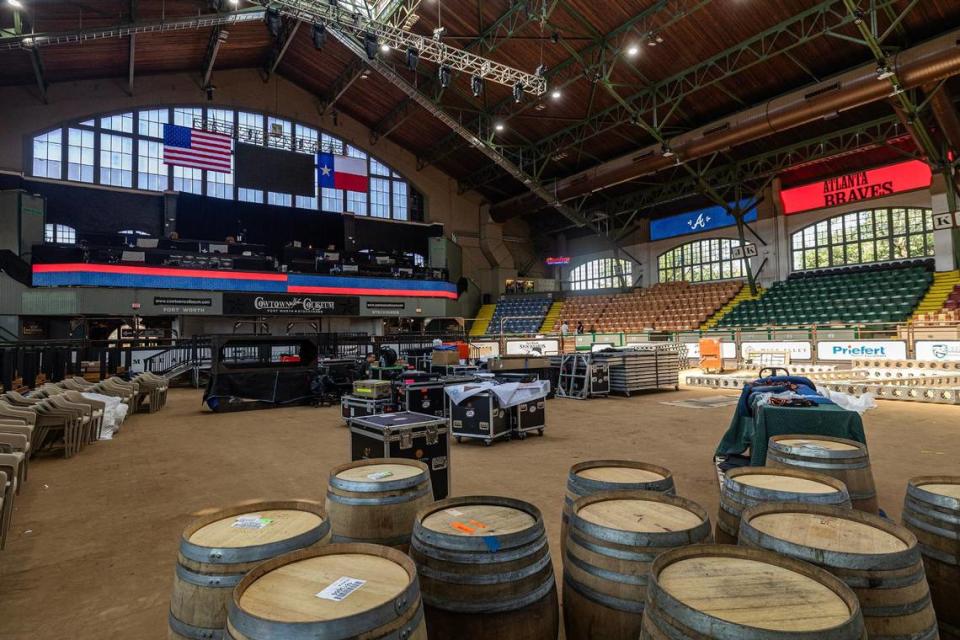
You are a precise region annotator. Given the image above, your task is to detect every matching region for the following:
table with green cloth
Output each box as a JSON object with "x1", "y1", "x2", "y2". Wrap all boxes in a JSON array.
[{"x1": 716, "y1": 402, "x2": 866, "y2": 466}]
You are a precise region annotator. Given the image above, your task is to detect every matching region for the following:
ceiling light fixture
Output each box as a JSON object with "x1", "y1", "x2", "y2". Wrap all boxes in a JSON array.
[
  {"x1": 660, "y1": 143, "x2": 674, "y2": 158},
  {"x1": 380, "y1": 43, "x2": 390, "y2": 53},
  {"x1": 876, "y1": 63, "x2": 894, "y2": 80},
  {"x1": 551, "y1": 89, "x2": 561, "y2": 99},
  {"x1": 626, "y1": 45, "x2": 639, "y2": 56},
  {"x1": 7, "y1": 0, "x2": 23, "y2": 7},
  {"x1": 494, "y1": 122, "x2": 505, "y2": 132}
]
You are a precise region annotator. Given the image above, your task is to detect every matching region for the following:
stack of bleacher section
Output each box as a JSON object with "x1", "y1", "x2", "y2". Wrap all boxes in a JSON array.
[
  {"x1": 717, "y1": 260, "x2": 932, "y2": 327},
  {"x1": 486, "y1": 294, "x2": 552, "y2": 335},
  {"x1": 592, "y1": 344, "x2": 683, "y2": 395}
]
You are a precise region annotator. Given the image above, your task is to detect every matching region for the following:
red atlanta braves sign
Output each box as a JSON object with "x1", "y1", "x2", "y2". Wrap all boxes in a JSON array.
[{"x1": 780, "y1": 160, "x2": 932, "y2": 215}]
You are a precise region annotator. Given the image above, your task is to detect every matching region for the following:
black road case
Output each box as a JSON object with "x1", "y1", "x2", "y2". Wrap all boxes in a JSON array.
[
  {"x1": 396, "y1": 381, "x2": 447, "y2": 418},
  {"x1": 511, "y1": 398, "x2": 546, "y2": 437},
  {"x1": 350, "y1": 412, "x2": 450, "y2": 499},
  {"x1": 341, "y1": 395, "x2": 396, "y2": 424},
  {"x1": 449, "y1": 390, "x2": 511, "y2": 446}
]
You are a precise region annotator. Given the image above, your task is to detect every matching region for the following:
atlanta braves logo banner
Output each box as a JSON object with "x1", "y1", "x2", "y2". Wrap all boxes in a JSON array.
[{"x1": 650, "y1": 200, "x2": 758, "y2": 241}]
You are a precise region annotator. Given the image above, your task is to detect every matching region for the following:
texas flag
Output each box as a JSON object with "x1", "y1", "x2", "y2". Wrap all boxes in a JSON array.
[{"x1": 317, "y1": 152, "x2": 369, "y2": 193}]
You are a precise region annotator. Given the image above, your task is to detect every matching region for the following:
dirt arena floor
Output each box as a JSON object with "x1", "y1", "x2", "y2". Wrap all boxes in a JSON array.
[{"x1": 1, "y1": 386, "x2": 958, "y2": 639}]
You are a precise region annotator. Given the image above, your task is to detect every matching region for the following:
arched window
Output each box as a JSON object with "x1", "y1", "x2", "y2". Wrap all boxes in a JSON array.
[
  {"x1": 569, "y1": 258, "x2": 632, "y2": 291},
  {"x1": 790, "y1": 208, "x2": 934, "y2": 271},
  {"x1": 658, "y1": 238, "x2": 745, "y2": 283},
  {"x1": 44, "y1": 224, "x2": 77, "y2": 245},
  {"x1": 29, "y1": 106, "x2": 416, "y2": 220}
]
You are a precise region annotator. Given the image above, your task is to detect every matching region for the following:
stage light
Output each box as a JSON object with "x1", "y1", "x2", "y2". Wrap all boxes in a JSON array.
[
  {"x1": 438, "y1": 65, "x2": 451, "y2": 88},
  {"x1": 471, "y1": 74, "x2": 482, "y2": 97},
  {"x1": 551, "y1": 89, "x2": 561, "y2": 100},
  {"x1": 494, "y1": 122, "x2": 505, "y2": 132},
  {"x1": 535, "y1": 64, "x2": 547, "y2": 78},
  {"x1": 364, "y1": 32, "x2": 378, "y2": 60},
  {"x1": 660, "y1": 143, "x2": 674, "y2": 158},
  {"x1": 380, "y1": 43, "x2": 390, "y2": 53},
  {"x1": 512, "y1": 81, "x2": 524, "y2": 103},
  {"x1": 876, "y1": 63, "x2": 894, "y2": 80},
  {"x1": 626, "y1": 45, "x2": 639, "y2": 56},
  {"x1": 312, "y1": 22, "x2": 327, "y2": 49},
  {"x1": 7, "y1": 0, "x2": 23, "y2": 7},
  {"x1": 406, "y1": 47, "x2": 419, "y2": 70}
]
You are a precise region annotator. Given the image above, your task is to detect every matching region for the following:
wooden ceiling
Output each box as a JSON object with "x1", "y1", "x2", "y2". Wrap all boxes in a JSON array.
[{"x1": 2, "y1": 0, "x2": 960, "y2": 219}]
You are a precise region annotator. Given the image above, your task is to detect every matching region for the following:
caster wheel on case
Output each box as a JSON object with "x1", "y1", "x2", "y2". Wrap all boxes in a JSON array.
[
  {"x1": 484, "y1": 439, "x2": 492, "y2": 447},
  {"x1": 455, "y1": 436, "x2": 462, "y2": 443},
  {"x1": 518, "y1": 432, "x2": 527, "y2": 440},
  {"x1": 538, "y1": 429, "x2": 544, "y2": 436}
]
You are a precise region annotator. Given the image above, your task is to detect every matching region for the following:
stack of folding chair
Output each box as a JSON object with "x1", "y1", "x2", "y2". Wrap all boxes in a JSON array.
[{"x1": 131, "y1": 372, "x2": 168, "y2": 412}]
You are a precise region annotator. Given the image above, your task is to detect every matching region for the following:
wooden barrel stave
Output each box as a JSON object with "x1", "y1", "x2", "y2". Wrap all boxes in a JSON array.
[
  {"x1": 169, "y1": 500, "x2": 331, "y2": 640},
  {"x1": 739, "y1": 502, "x2": 938, "y2": 640},
  {"x1": 767, "y1": 435, "x2": 878, "y2": 514},
  {"x1": 716, "y1": 466, "x2": 851, "y2": 544},
  {"x1": 563, "y1": 491, "x2": 711, "y2": 640},
  {"x1": 903, "y1": 476, "x2": 960, "y2": 640},
  {"x1": 225, "y1": 543, "x2": 427, "y2": 640},
  {"x1": 325, "y1": 458, "x2": 434, "y2": 550},
  {"x1": 411, "y1": 496, "x2": 559, "y2": 640},
  {"x1": 641, "y1": 544, "x2": 866, "y2": 640}
]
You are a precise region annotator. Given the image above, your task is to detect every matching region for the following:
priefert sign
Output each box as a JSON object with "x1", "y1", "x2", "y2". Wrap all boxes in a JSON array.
[{"x1": 816, "y1": 341, "x2": 907, "y2": 361}]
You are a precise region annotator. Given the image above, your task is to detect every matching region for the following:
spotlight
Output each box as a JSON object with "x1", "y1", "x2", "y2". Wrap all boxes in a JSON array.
[
  {"x1": 550, "y1": 32, "x2": 559, "y2": 44},
  {"x1": 535, "y1": 63, "x2": 547, "y2": 78},
  {"x1": 550, "y1": 88, "x2": 561, "y2": 100},
  {"x1": 853, "y1": 9, "x2": 865, "y2": 24},
  {"x1": 470, "y1": 74, "x2": 482, "y2": 97},
  {"x1": 655, "y1": 34, "x2": 663, "y2": 43},
  {"x1": 265, "y1": 7, "x2": 282, "y2": 38},
  {"x1": 626, "y1": 45, "x2": 639, "y2": 56},
  {"x1": 433, "y1": 26, "x2": 445, "y2": 41},
  {"x1": 494, "y1": 122, "x2": 505, "y2": 132},
  {"x1": 406, "y1": 47, "x2": 419, "y2": 70},
  {"x1": 660, "y1": 143, "x2": 674, "y2": 158},
  {"x1": 876, "y1": 63, "x2": 894, "y2": 80},
  {"x1": 512, "y1": 81, "x2": 524, "y2": 103},
  {"x1": 364, "y1": 32, "x2": 378, "y2": 60},
  {"x1": 228, "y1": 0, "x2": 239, "y2": 4},
  {"x1": 380, "y1": 43, "x2": 390, "y2": 53},
  {"x1": 312, "y1": 22, "x2": 327, "y2": 49},
  {"x1": 647, "y1": 38, "x2": 657, "y2": 47},
  {"x1": 438, "y1": 65, "x2": 451, "y2": 88},
  {"x1": 7, "y1": 0, "x2": 23, "y2": 6}
]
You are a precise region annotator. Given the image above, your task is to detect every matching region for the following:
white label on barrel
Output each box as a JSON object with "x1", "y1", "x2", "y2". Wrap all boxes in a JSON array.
[
  {"x1": 367, "y1": 470, "x2": 394, "y2": 480},
  {"x1": 445, "y1": 508, "x2": 464, "y2": 516},
  {"x1": 316, "y1": 577, "x2": 367, "y2": 602},
  {"x1": 231, "y1": 515, "x2": 273, "y2": 530}
]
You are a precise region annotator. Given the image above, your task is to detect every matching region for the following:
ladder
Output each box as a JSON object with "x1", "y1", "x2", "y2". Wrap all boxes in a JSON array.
[{"x1": 557, "y1": 353, "x2": 591, "y2": 399}]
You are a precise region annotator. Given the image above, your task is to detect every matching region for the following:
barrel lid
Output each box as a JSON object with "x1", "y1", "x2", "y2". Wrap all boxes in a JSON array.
[
  {"x1": 335, "y1": 463, "x2": 424, "y2": 483},
  {"x1": 917, "y1": 482, "x2": 960, "y2": 500},
  {"x1": 578, "y1": 498, "x2": 703, "y2": 533},
  {"x1": 189, "y1": 509, "x2": 323, "y2": 548},
  {"x1": 776, "y1": 437, "x2": 859, "y2": 451},
  {"x1": 421, "y1": 503, "x2": 535, "y2": 537},
  {"x1": 749, "y1": 511, "x2": 907, "y2": 554},
  {"x1": 659, "y1": 555, "x2": 852, "y2": 631},
  {"x1": 238, "y1": 552, "x2": 409, "y2": 622},
  {"x1": 576, "y1": 466, "x2": 665, "y2": 484},
  {"x1": 735, "y1": 473, "x2": 841, "y2": 495}
]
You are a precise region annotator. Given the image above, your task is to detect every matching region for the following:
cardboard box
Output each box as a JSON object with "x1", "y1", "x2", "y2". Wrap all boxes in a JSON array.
[
  {"x1": 488, "y1": 356, "x2": 551, "y2": 371},
  {"x1": 431, "y1": 350, "x2": 461, "y2": 365}
]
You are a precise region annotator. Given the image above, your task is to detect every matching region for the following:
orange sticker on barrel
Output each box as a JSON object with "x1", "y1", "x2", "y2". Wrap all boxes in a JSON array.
[
  {"x1": 450, "y1": 521, "x2": 475, "y2": 534},
  {"x1": 468, "y1": 519, "x2": 487, "y2": 529}
]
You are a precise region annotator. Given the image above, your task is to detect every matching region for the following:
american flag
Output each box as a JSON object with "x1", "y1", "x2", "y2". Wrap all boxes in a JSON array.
[{"x1": 162, "y1": 124, "x2": 232, "y2": 172}]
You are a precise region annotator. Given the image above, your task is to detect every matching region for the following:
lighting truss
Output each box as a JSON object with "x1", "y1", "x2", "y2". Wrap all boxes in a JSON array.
[
  {"x1": 0, "y1": 8, "x2": 267, "y2": 50},
  {"x1": 248, "y1": 0, "x2": 547, "y2": 96}
]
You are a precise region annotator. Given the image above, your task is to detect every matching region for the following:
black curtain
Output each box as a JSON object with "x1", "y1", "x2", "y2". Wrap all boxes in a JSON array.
[
  {"x1": 18, "y1": 179, "x2": 164, "y2": 236},
  {"x1": 348, "y1": 217, "x2": 443, "y2": 256}
]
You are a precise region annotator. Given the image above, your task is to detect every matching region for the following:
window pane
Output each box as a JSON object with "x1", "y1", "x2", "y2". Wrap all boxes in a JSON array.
[
  {"x1": 68, "y1": 128, "x2": 95, "y2": 183},
  {"x1": 268, "y1": 192, "x2": 292, "y2": 207},
  {"x1": 267, "y1": 117, "x2": 292, "y2": 150},
  {"x1": 238, "y1": 188, "x2": 263, "y2": 203},
  {"x1": 370, "y1": 157, "x2": 391, "y2": 176},
  {"x1": 32, "y1": 129, "x2": 62, "y2": 179},
  {"x1": 173, "y1": 166, "x2": 202, "y2": 194},
  {"x1": 138, "y1": 109, "x2": 168, "y2": 138},
  {"x1": 101, "y1": 112, "x2": 133, "y2": 133},
  {"x1": 137, "y1": 139, "x2": 167, "y2": 191},
  {"x1": 346, "y1": 190, "x2": 367, "y2": 215},
  {"x1": 370, "y1": 178, "x2": 390, "y2": 218},
  {"x1": 174, "y1": 107, "x2": 202, "y2": 128},
  {"x1": 100, "y1": 133, "x2": 133, "y2": 187},
  {"x1": 207, "y1": 108, "x2": 234, "y2": 136},
  {"x1": 207, "y1": 170, "x2": 234, "y2": 200},
  {"x1": 322, "y1": 188, "x2": 343, "y2": 213},
  {"x1": 238, "y1": 112, "x2": 264, "y2": 145},
  {"x1": 392, "y1": 181, "x2": 408, "y2": 220}
]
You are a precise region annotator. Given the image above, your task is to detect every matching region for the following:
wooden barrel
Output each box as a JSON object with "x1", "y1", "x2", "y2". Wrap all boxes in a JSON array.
[
  {"x1": 325, "y1": 458, "x2": 434, "y2": 550},
  {"x1": 641, "y1": 544, "x2": 866, "y2": 640},
  {"x1": 739, "y1": 502, "x2": 938, "y2": 640},
  {"x1": 410, "y1": 496, "x2": 559, "y2": 640},
  {"x1": 903, "y1": 476, "x2": 960, "y2": 640},
  {"x1": 563, "y1": 491, "x2": 711, "y2": 640},
  {"x1": 767, "y1": 435, "x2": 879, "y2": 513},
  {"x1": 169, "y1": 500, "x2": 331, "y2": 640},
  {"x1": 562, "y1": 461, "x2": 675, "y2": 548},
  {"x1": 716, "y1": 466, "x2": 851, "y2": 543},
  {"x1": 225, "y1": 543, "x2": 427, "y2": 640}
]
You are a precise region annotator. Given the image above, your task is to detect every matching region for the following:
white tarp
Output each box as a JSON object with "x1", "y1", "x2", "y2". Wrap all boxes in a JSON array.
[
  {"x1": 445, "y1": 381, "x2": 550, "y2": 408},
  {"x1": 82, "y1": 392, "x2": 129, "y2": 440}
]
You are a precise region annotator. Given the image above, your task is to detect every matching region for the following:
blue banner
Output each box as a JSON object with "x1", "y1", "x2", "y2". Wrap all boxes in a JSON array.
[{"x1": 650, "y1": 200, "x2": 758, "y2": 241}]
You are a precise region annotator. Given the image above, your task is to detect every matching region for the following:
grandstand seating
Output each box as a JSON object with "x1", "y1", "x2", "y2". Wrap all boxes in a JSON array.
[
  {"x1": 914, "y1": 282, "x2": 960, "y2": 323},
  {"x1": 552, "y1": 281, "x2": 741, "y2": 333},
  {"x1": 486, "y1": 295, "x2": 553, "y2": 334},
  {"x1": 717, "y1": 261, "x2": 932, "y2": 327}
]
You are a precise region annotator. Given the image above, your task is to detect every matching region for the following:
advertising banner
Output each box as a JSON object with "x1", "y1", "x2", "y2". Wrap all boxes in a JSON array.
[
  {"x1": 741, "y1": 341, "x2": 813, "y2": 361},
  {"x1": 816, "y1": 340, "x2": 908, "y2": 361},
  {"x1": 223, "y1": 293, "x2": 360, "y2": 316},
  {"x1": 915, "y1": 341, "x2": 960, "y2": 362},
  {"x1": 780, "y1": 160, "x2": 932, "y2": 215},
  {"x1": 505, "y1": 339, "x2": 560, "y2": 356},
  {"x1": 650, "y1": 200, "x2": 758, "y2": 241}
]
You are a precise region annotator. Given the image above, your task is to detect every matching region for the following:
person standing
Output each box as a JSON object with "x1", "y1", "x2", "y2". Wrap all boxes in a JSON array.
[
  {"x1": 560, "y1": 320, "x2": 569, "y2": 350},
  {"x1": 576, "y1": 320, "x2": 584, "y2": 335}
]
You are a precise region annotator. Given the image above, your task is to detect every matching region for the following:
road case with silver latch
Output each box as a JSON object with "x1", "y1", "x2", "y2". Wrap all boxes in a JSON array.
[{"x1": 349, "y1": 411, "x2": 450, "y2": 499}]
